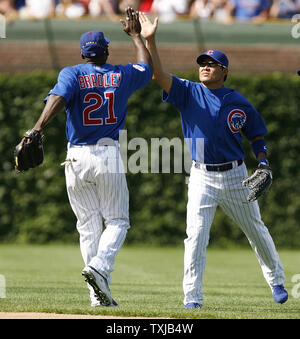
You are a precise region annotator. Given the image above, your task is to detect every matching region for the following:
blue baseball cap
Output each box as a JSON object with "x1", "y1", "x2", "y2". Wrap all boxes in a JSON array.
[
  {"x1": 197, "y1": 49, "x2": 229, "y2": 68},
  {"x1": 297, "y1": 69, "x2": 300, "y2": 76},
  {"x1": 80, "y1": 31, "x2": 110, "y2": 58}
]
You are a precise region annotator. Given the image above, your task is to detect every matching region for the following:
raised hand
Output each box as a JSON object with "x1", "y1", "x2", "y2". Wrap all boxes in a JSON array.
[
  {"x1": 139, "y1": 12, "x2": 158, "y2": 40},
  {"x1": 120, "y1": 7, "x2": 141, "y2": 37}
]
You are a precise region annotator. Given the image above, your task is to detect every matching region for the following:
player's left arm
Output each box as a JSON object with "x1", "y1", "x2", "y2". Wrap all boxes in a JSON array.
[
  {"x1": 33, "y1": 94, "x2": 66, "y2": 132},
  {"x1": 34, "y1": 66, "x2": 76, "y2": 132},
  {"x1": 14, "y1": 94, "x2": 66, "y2": 172},
  {"x1": 241, "y1": 101, "x2": 269, "y2": 166},
  {"x1": 251, "y1": 135, "x2": 269, "y2": 167},
  {"x1": 251, "y1": 135, "x2": 268, "y2": 162},
  {"x1": 241, "y1": 106, "x2": 273, "y2": 201},
  {"x1": 242, "y1": 134, "x2": 272, "y2": 202}
]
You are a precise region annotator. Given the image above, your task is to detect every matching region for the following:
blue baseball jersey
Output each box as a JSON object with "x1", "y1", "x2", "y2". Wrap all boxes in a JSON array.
[
  {"x1": 45, "y1": 62, "x2": 152, "y2": 144},
  {"x1": 162, "y1": 75, "x2": 267, "y2": 164}
]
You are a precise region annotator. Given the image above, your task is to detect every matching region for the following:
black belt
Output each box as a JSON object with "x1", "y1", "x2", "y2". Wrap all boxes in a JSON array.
[{"x1": 205, "y1": 159, "x2": 243, "y2": 172}]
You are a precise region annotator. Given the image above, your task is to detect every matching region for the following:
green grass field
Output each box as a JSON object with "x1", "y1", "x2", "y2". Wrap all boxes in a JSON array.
[{"x1": 0, "y1": 244, "x2": 299, "y2": 319}]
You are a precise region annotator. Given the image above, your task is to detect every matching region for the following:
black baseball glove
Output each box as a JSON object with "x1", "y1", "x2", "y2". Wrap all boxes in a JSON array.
[
  {"x1": 242, "y1": 163, "x2": 272, "y2": 202},
  {"x1": 14, "y1": 129, "x2": 44, "y2": 172}
]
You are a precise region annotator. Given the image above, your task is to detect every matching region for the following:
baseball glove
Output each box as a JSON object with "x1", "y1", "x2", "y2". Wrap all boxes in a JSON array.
[
  {"x1": 14, "y1": 129, "x2": 44, "y2": 172},
  {"x1": 242, "y1": 163, "x2": 272, "y2": 202}
]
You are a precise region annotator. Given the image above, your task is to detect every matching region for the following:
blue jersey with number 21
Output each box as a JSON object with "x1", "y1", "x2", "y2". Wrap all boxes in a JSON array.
[{"x1": 45, "y1": 62, "x2": 152, "y2": 145}]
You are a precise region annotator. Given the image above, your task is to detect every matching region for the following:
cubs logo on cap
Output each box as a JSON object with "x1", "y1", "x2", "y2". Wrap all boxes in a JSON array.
[
  {"x1": 227, "y1": 109, "x2": 246, "y2": 133},
  {"x1": 197, "y1": 49, "x2": 229, "y2": 68},
  {"x1": 80, "y1": 31, "x2": 110, "y2": 58}
]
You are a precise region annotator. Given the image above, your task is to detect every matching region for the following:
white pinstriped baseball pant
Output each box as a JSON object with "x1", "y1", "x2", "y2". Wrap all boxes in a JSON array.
[
  {"x1": 183, "y1": 161, "x2": 285, "y2": 304},
  {"x1": 64, "y1": 141, "x2": 129, "y2": 300}
]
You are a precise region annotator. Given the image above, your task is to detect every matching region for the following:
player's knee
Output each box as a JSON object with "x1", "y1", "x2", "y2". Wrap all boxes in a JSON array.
[{"x1": 105, "y1": 218, "x2": 130, "y2": 230}]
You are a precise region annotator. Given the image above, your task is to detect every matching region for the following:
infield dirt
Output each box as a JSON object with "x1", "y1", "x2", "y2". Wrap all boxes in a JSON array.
[{"x1": 0, "y1": 312, "x2": 165, "y2": 319}]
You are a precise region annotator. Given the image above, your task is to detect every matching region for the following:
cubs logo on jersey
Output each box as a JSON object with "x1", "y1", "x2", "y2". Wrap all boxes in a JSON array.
[{"x1": 227, "y1": 109, "x2": 246, "y2": 133}]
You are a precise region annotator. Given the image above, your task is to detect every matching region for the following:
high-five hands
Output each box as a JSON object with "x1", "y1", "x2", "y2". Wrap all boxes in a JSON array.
[
  {"x1": 139, "y1": 12, "x2": 159, "y2": 40},
  {"x1": 120, "y1": 7, "x2": 141, "y2": 37}
]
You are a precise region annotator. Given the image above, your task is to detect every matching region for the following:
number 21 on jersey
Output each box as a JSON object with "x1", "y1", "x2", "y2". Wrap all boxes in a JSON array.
[{"x1": 83, "y1": 92, "x2": 117, "y2": 126}]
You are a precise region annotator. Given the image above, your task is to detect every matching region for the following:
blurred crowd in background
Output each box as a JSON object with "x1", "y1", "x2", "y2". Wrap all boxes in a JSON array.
[{"x1": 1, "y1": 0, "x2": 299, "y2": 23}]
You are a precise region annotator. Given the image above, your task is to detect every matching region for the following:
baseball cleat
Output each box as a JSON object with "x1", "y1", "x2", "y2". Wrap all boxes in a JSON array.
[
  {"x1": 91, "y1": 298, "x2": 119, "y2": 307},
  {"x1": 272, "y1": 285, "x2": 288, "y2": 304},
  {"x1": 184, "y1": 302, "x2": 202, "y2": 309},
  {"x1": 82, "y1": 266, "x2": 113, "y2": 306}
]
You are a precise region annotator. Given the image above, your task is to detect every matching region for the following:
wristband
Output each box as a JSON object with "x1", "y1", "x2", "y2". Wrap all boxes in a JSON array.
[
  {"x1": 251, "y1": 139, "x2": 267, "y2": 158},
  {"x1": 258, "y1": 158, "x2": 269, "y2": 167}
]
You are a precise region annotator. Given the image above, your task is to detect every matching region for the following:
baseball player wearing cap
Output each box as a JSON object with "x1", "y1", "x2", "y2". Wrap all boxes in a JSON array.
[
  {"x1": 28, "y1": 8, "x2": 152, "y2": 307},
  {"x1": 139, "y1": 13, "x2": 288, "y2": 308}
]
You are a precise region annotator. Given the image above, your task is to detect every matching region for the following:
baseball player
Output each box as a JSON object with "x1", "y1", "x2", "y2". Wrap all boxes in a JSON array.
[
  {"x1": 22, "y1": 8, "x2": 152, "y2": 307},
  {"x1": 139, "y1": 13, "x2": 288, "y2": 308}
]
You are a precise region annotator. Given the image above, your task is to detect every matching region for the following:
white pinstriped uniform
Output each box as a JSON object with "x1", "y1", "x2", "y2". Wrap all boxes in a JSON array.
[
  {"x1": 44, "y1": 58, "x2": 153, "y2": 305},
  {"x1": 64, "y1": 141, "x2": 129, "y2": 302},
  {"x1": 183, "y1": 161, "x2": 285, "y2": 304},
  {"x1": 161, "y1": 68, "x2": 286, "y2": 306}
]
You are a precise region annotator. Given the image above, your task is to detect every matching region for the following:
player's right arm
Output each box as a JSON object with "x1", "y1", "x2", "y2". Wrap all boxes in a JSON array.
[
  {"x1": 139, "y1": 12, "x2": 173, "y2": 94},
  {"x1": 121, "y1": 7, "x2": 152, "y2": 67}
]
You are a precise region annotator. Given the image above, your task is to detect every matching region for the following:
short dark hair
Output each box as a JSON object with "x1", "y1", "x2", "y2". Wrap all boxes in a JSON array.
[{"x1": 82, "y1": 47, "x2": 109, "y2": 64}]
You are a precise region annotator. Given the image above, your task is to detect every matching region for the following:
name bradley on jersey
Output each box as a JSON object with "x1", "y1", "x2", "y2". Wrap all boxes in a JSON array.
[{"x1": 78, "y1": 73, "x2": 121, "y2": 90}]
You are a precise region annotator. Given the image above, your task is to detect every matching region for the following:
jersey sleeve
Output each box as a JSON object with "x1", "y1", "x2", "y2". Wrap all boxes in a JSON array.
[
  {"x1": 44, "y1": 67, "x2": 77, "y2": 104},
  {"x1": 261, "y1": 0, "x2": 270, "y2": 10},
  {"x1": 162, "y1": 75, "x2": 190, "y2": 111},
  {"x1": 242, "y1": 105, "x2": 268, "y2": 140},
  {"x1": 120, "y1": 62, "x2": 153, "y2": 93}
]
